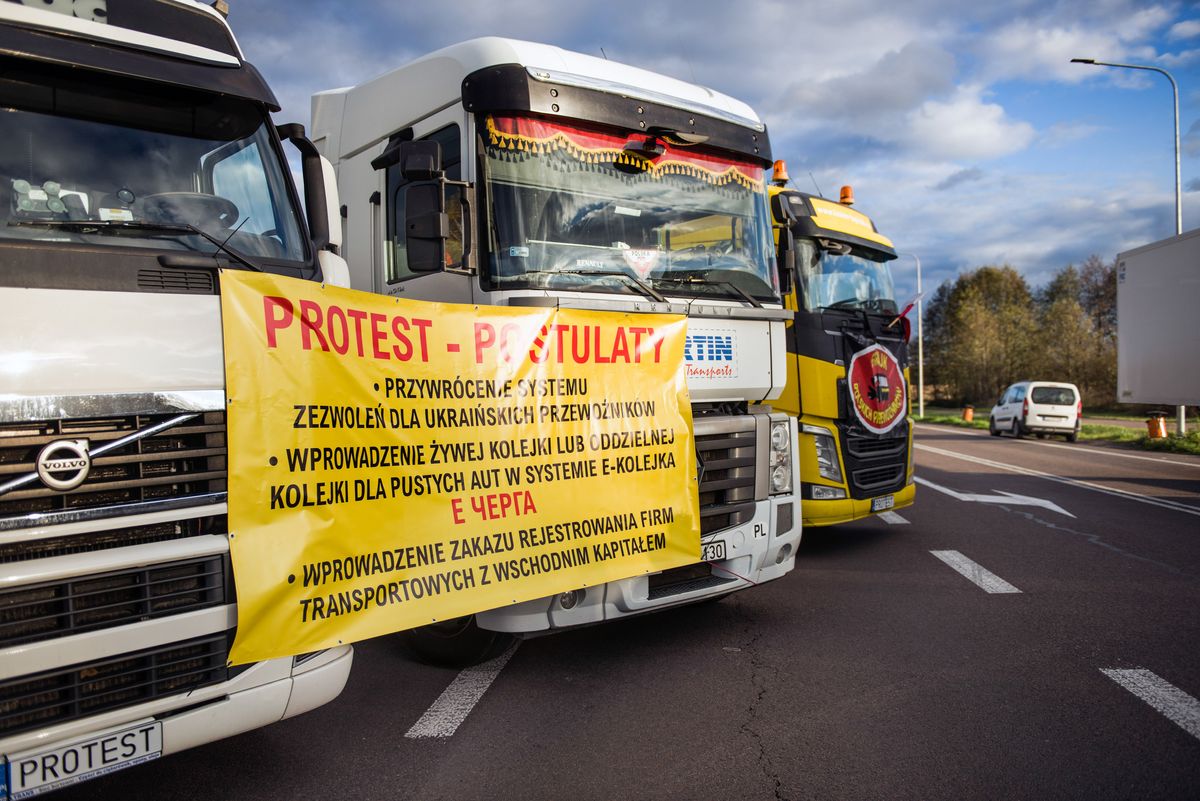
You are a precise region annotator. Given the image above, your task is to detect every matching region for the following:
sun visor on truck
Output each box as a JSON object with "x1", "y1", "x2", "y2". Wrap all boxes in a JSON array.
[
  {"x1": 0, "y1": 23, "x2": 280, "y2": 111},
  {"x1": 462, "y1": 63, "x2": 770, "y2": 167}
]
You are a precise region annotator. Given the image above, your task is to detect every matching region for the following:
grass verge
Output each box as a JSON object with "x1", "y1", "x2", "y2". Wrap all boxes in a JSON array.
[{"x1": 913, "y1": 415, "x2": 1200, "y2": 456}]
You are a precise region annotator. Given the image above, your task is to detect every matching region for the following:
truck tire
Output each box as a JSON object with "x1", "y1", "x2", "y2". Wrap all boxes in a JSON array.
[
  {"x1": 989, "y1": 417, "x2": 1000, "y2": 436},
  {"x1": 398, "y1": 615, "x2": 515, "y2": 668},
  {"x1": 1011, "y1": 419, "x2": 1023, "y2": 438}
]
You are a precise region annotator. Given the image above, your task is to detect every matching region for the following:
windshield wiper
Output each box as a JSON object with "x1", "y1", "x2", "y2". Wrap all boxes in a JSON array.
[
  {"x1": 520, "y1": 268, "x2": 669, "y2": 303},
  {"x1": 652, "y1": 276, "x2": 764, "y2": 308},
  {"x1": 10, "y1": 219, "x2": 262, "y2": 272}
]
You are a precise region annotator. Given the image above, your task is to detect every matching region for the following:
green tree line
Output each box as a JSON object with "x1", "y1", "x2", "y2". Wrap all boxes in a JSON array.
[{"x1": 923, "y1": 256, "x2": 1116, "y2": 407}]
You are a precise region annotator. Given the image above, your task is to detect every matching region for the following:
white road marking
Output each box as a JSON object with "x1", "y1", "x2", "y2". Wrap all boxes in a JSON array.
[
  {"x1": 915, "y1": 423, "x2": 1200, "y2": 470},
  {"x1": 405, "y1": 644, "x2": 518, "y2": 739},
  {"x1": 878, "y1": 511, "x2": 909, "y2": 524},
  {"x1": 1101, "y1": 668, "x2": 1200, "y2": 741},
  {"x1": 916, "y1": 443, "x2": 1200, "y2": 519},
  {"x1": 915, "y1": 475, "x2": 1074, "y2": 518},
  {"x1": 930, "y1": 550, "x2": 1022, "y2": 594}
]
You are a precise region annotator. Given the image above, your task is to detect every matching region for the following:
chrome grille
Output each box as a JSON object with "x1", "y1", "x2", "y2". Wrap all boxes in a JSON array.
[
  {"x1": 0, "y1": 632, "x2": 233, "y2": 737},
  {"x1": 0, "y1": 412, "x2": 226, "y2": 517},
  {"x1": 0, "y1": 515, "x2": 225, "y2": 564},
  {"x1": 695, "y1": 426, "x2": 756, "y2": 536},
  {"x1": 0, "y1": 556, "x2": 228, "y2": 647}
]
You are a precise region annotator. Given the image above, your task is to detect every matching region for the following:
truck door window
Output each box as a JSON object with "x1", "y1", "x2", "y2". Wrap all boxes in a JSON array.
[{"x1": 385, "y1": 124, "x2": 461, "y2": 283}]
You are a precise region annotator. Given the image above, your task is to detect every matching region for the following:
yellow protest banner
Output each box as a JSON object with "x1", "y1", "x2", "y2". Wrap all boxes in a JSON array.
[{"x1": 220, "y1": 271, "x2": 699, "y2": 664}]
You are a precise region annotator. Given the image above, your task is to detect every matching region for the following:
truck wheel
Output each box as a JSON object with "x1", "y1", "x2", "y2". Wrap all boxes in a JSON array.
[
  {"x1": 398, "y1": 616, "x2": 515, "y2": 668},
  {"x1": 1066, "y1": 430, "x2": 1078, "y2": 443},
  {"x1": 1036, "y1": 433, "x2": 1046, "y2": 439},
  {"x1": 989, "y1": 417, "x2": 1000, "y2": 436},
  {"x1": 1011, "y1": 419, "x2": 1023, "y2": 438}
]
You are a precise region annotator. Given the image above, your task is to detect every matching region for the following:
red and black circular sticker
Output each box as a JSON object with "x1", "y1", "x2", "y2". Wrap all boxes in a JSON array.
[{"x1": 847, "y1": 344, "x2": 906, "y2": 434}]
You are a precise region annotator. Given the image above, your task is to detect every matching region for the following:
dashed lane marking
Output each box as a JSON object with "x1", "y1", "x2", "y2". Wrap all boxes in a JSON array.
[
  {"x1": 930, "y1": 550, "x2": 1022, "y2": 594},
  {"x1": 405, "y1": 644, "x2": 519, "y2": 739},
  {"x1": 878, "y1": 511, "x2": 909, "y2": 524},
  {"x1": 1101, "y1": 668, "x2": 1200, "y2": 741},
  {"x1": 916, "y1": 443, "x2": 1200, "y2": 519}
]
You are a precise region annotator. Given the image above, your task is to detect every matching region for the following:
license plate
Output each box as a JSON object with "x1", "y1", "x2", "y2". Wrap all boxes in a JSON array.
[
  {"x1": 701, "y1": 540, "x2": 726, "y2": 562},
  {"x1": 4, "y1": 720, "x2": 162, "y2": 798},
  {"x1": 871, "y1": 495, "x2": 895, "y2": 512}
]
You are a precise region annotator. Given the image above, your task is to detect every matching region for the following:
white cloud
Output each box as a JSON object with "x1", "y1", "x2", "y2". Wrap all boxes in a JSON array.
[
  {"x1": 902, "y1": 86, "x2": 1035, "y2": 160},
  {"x1": 1168, "y1": 19, "x2": 1200, "y2": 40}
]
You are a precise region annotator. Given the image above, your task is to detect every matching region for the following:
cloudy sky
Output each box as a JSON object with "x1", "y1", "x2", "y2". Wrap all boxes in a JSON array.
[{"x1": 228, "y1": 0, "x2": 1199, "y2": 300}]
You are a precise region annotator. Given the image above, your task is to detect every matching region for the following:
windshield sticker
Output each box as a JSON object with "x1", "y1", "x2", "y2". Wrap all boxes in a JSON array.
[
  {"x1": 487, "y1": 116, "x2": 764, "y2": 193},
  {"x1": 622, "y1": 249, "x2": 660, "y2": 278},
  {"x1": 847, "y1": 344, "x2": 906, "y2": 434}
]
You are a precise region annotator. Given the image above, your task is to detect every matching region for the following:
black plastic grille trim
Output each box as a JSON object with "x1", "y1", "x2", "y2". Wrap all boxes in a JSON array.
[
  {"x1": 0, "y1": 556, "x2": 229, "y2": 648},
  {"x1": 0, "y1": 631, "x2": 234, "y2": 737},
  {"x1": 136, "y1": 268, "x2": 216, "y2": 295},
  {"x1": 647, "y1": 562, "x2": 737, "y2": 600}
]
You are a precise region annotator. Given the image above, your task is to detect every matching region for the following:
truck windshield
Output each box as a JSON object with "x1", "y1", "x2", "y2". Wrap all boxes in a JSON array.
[
  {"x1": 483, "y1": 114, "x2": 779, "y2": 303},
  {"x1": 795, "y1": 237, "x2": 897, "y2": 315},
  {"x1": 0, "y1": 60, "x2": 305, "y2": 265}
]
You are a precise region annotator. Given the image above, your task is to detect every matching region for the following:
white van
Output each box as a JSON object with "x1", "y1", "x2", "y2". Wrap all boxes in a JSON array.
[{"x1": 988, "y1": 381, "x2": 1082, "y2": 441}]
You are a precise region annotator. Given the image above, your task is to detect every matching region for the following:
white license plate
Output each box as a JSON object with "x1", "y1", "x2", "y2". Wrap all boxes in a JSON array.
[
  {"x1": 701, "y1": 540, "x2": 727, "y2": 562},
  {"x1": 5, "y1": 720, "x2": 162, "y2": 798},
  {"x1": 871, "y1": 495, "x2": 895, "y2": 512}
]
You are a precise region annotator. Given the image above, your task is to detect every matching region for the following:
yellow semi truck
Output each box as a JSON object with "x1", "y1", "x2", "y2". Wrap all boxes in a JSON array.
[{"x1": 769, "y1": 168, "x2": 915, "y2": 526}]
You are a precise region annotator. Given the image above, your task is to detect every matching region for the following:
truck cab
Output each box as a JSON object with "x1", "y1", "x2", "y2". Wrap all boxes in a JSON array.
[
  {"x1": 0, "y1": 1, "x2": 351, "y2": 794},
  {"x1": 769, "y1": 178, "x2": 915, "y2": 526},
  {"x1": 311, "y1": 38, "x2": 801, "y2": 661}
]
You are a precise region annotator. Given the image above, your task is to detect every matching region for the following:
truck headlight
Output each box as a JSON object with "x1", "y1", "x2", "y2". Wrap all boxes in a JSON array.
[
  {"x1": 769, "y1": 420, "x2": 793, "y2": 494},
  {"x1": 803, "y1": 423, "x2": 843, "y2": 483}
]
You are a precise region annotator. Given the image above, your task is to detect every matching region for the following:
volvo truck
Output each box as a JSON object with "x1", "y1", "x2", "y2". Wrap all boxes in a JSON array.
[
  {"x1": 0, "y1": 2, "x2": 352, "y2": 796},
  {"x1": 311, "y1": 37, "x2": 801, "y2": 664},
  {"x1": 769, "y1": 174, "x2": 915, "y2": 527}
]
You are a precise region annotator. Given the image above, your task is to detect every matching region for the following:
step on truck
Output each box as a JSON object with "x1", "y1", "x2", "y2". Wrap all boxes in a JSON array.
[
  {"x1": 310, "y1": 37, "x2": 801, "y2": 664},
  {"x1": 0, "y1": 1, "x2": 353, "y2": 796},
  {"x1": 768, "y1": 173, "x2": 915, "y2": 527}
]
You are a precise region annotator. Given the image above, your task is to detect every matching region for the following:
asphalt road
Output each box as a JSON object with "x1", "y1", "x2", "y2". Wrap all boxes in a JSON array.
[{"x1": 55, "y1": 424, "x2": 1200, "y2": 800}]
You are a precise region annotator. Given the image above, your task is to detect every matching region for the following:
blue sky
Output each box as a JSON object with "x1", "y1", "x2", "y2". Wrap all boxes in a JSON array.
[{"x1": 228, "y1": 0, "x2": 1200, "y2": 301}]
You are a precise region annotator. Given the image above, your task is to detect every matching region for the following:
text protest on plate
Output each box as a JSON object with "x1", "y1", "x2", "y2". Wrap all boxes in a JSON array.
[{"x1": 220, "y1": 271, "x2": 700, "y2": 664}]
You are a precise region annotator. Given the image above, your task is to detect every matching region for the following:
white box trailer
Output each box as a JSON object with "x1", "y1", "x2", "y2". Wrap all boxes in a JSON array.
[{"x1": 1116, "y1": 228, "x2": 1200, "y2": 405}]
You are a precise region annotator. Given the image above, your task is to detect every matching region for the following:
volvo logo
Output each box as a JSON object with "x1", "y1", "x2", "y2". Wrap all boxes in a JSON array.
[{"x1": 36, "y1": 439, "x2": 92, "y2": 491}]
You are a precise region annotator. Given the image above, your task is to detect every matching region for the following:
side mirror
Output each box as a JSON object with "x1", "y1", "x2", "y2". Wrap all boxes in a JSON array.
[
  {"x1": 776, "y1": 227, "x2": 795, "y2": 296},
  {"x1": 400, "y1": 140, "x2": 443, "y2": 181},
  {"x1": 404, "y1": 182, "x2": 447, "y2": 273},
  {"x1": 277, "y1": 123, "x2": 333, "y2": 252}
]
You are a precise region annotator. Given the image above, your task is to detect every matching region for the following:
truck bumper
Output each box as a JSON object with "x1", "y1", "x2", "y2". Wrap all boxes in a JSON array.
[
  {"x1": 802, "y1": 481, "x2": 915, "y2": 527},
  {"x1": 476, "y1": 496, "x2": 800, "y2": 634},
  {"x1": 0, "y1": 646, "x2": 352, "y2": 792}
]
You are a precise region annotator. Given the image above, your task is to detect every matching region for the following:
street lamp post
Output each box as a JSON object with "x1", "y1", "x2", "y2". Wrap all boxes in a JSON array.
[
  {"x1": 899, "y1": 253, "x2": 924, "y2": 418},
  {"x1": 1070, "y1": 57, "x2": 1186, "y2": 435}
]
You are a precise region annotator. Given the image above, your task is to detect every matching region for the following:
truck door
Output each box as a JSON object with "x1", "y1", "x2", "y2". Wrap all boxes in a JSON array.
[{"x1": 381, "y1": 108, "x2": 473, "y2": 305}]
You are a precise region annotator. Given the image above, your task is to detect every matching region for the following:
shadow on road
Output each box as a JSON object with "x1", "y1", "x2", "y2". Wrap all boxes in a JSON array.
[{"x1": 799, "y1": 521, "x2": 897, "y2": 559}]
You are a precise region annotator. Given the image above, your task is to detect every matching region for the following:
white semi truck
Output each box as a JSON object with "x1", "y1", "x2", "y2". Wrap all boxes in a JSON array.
[
  {"x1": 311, "y1": 38, "x2": 801, "y2": 664},
  {"x1": 0, "y1": 2, "x2": 352, "y2": 796}
]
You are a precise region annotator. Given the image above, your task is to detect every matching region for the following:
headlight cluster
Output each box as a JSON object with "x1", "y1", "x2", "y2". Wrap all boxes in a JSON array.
[
  {"x1": 769, "y1": 420, "x2": 793, "y2": 494},
  {"x1": 803, "y1": 423, "x2": 843, "y2": 484}
]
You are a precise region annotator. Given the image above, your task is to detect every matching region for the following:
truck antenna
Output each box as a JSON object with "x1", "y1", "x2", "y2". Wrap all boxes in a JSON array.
[
  {"x1": 808, "y1": 171, "x2": 823, "y2": 197},
  {"x1": 600, "y1": 47, "x2": 608, "y2": 60}
]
